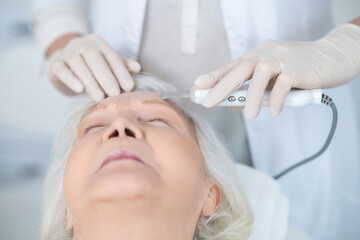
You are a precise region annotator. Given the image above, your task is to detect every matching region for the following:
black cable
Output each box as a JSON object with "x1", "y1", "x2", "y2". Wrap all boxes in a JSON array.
[{"x1": 273, "y1": 93, "x2": 338, "y2": 180}]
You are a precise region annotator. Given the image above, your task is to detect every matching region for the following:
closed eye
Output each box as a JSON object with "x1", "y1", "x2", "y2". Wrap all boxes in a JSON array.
[
  {"x1": 84, "y1": 124, "x2": 106, "y2": 134},
  {"x1": 147, "y1": 117, "x2": 172, "y2": 127}
]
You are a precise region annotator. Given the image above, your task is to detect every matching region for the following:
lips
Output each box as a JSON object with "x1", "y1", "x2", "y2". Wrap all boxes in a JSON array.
[{"x1": 98, "y1": 150, "x2": 145, "y2": 171}]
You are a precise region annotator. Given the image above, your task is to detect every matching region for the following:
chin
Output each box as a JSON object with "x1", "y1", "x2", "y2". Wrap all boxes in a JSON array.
[{"x1": 86, "y1": 162, "x2": 160, "y2": 202}]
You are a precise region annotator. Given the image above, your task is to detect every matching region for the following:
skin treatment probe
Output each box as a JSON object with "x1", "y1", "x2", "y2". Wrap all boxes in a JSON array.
[{"x1": 161, "y1": 85, "x2": 322, "y2": 107}]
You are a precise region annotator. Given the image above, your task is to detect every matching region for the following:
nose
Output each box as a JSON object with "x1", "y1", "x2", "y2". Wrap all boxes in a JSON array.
[{"x1": 103, "y1": 113, "x2": 144, "y2": 141}]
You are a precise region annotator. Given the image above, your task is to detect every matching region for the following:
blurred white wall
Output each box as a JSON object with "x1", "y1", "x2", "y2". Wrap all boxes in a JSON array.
[
  {"x1": 0, "y1": 0, "x2": 358, "y2": 239},
  {"x1": 0, "y1": 1, "x2": 76, "y2": 239},
  {"x1": 332, "y1": 0, "x2": 360, "y2": 126},
  {"x1": 332, "y1": 0, "x2": 360, "y2": 24}
]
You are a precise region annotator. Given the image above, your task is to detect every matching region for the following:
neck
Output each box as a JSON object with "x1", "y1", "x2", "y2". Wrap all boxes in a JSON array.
[{"x1": 71, "y1": 200, "x2": 196, "y2": 240}]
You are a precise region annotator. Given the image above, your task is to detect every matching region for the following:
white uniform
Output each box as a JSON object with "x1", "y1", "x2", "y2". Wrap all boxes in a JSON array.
[{"x1": 32, "y1": 0, "x2": 360, "y2": 239}]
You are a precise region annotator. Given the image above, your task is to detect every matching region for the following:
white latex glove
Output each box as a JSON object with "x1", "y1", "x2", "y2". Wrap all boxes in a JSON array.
[
  {"x1": 195, "y1": 23, "x2": 360, "y2": 120},
  {"x1": 48, "y1": 34, "x2": 141, "y2": 102}
]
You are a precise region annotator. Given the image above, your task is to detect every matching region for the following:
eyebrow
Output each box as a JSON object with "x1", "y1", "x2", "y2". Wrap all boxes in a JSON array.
[
  {"x1": 139, "y1": 98, "x2": 186, "y2": 119},
  {"x1": 141, "y1": 98, "x2": 177, "y2": 110},
  {"x1": 86, "y1": 98, "x2": 184, "y2": 119}
]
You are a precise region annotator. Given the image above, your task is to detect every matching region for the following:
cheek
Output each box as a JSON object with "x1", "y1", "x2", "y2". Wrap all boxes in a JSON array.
[
  {"x1": 148, "y1": 129, "x2": 206, "y2": 205},
  {"x1": 63, "y1": 137, "x2": 100, "y2": 209}
]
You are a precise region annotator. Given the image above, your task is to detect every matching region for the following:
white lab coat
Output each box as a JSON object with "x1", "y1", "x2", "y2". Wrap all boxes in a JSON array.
[{"x1": 32, "y1": 0, "x2": 360, "y2": 239}]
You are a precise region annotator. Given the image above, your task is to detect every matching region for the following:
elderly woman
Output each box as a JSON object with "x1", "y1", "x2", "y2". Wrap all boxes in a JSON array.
[{"x1": 40, "y1": 74, "x2": 255, "y2": 240}]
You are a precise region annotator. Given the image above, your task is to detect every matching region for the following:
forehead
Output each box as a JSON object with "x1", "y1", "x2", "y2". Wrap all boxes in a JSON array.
[
  {"x1": 87, "y1": 91, "x2": 182, "y2": 115},
  {"x1": 88, "y1": 91, "x2": 154, "y2": 112}
]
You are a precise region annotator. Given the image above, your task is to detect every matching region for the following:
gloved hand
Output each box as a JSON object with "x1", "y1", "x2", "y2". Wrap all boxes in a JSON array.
[
  {"x1": 47, "y1": 34, "x2": 141, "y2": 102},
  {"x1": 194, "y1": 23, "x2": 360, "y2": 120}
]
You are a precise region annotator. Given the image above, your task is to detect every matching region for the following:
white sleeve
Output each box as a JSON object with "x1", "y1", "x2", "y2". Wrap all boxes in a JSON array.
[
  {"x1": 235, "y1": 164, "x2": 289, "y2": 240},
  {"x1": 31, "y1": 0, "x2": 90, "y2": 53}
]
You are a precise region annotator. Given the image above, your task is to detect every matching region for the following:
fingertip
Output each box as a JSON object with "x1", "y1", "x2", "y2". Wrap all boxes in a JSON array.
[
  {"x1": 72, "y1": 81, "x2": 84, "y2": 93},
  {"x1": 109, "y1": 87, "x2": 121, "y2": 96},
  {"x1": 202, "y1": 97, "x2": 216, "y2": 108},
  {"x1": 228, "y1": 107, "x2": 244, "y2": 111},
  {"x1": 244, "y1": 106, "x2": 258, "y2": 121},
  {"x1": 194, "y1": 74, "x2": 211, "y2": 89},
  {"x1": 202, "y1": 102, "x2": 212, "y2": 108},
  {"x1": 130, "y1": 61, "x2": 141, "y2": 73},
  {"x1": 121, "y1": 78, "x2": 135, "y2": 92},
  {"x1": 126, "y1": 59, "x2": 141, "y2": 73},
  {"x1": 270, "y1": 108, "x2": 280, "y2": 117},
  {"x1": 92, "y1": 91, "x2": 105, "y2": 102}
]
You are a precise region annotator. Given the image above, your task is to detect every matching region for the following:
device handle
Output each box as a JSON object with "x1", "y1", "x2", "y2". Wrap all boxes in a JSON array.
[{"x1": 192, "y1": 88, "x2": 322, "y2": 107}]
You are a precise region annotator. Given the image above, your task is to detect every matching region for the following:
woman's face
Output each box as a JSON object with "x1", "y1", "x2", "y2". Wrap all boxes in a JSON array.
[{"x1": 63, "y1": 91, "x2": 220, "y2": 237}]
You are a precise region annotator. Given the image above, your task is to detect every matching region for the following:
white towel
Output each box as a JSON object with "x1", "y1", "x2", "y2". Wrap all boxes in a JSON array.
[{"x1": 235, "y1": 164, "x2": 289, "y2": 240}]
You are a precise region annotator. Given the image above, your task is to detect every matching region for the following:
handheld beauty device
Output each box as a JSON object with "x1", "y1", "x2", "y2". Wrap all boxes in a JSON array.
[{"x1": 161, "y1": 85, "x2": 322, "y2": 107}]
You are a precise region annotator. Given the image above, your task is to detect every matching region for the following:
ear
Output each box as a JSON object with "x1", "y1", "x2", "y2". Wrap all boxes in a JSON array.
[
  {"x1": 201, "y1": 180, "x2": 222, "y2": 217},
  {"x1": 65, "y1": 205, "x2": 74, "y2": 229}
]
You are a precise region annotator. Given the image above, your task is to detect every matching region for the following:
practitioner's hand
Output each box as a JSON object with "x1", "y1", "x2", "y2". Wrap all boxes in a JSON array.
[
  {"x1": 194, "y1": 24, "x2": 360, "y2": 120},
  {"x1": 47, "y1": 34, "x2": 141, "y2": 102}
]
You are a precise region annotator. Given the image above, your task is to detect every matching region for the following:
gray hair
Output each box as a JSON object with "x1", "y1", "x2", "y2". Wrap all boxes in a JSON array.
[{"x1": 40, "y1": 73, "x2": 253, "y2": 240}]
